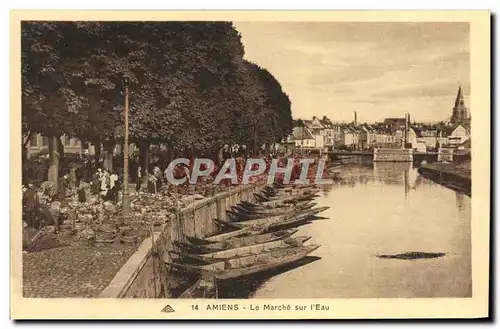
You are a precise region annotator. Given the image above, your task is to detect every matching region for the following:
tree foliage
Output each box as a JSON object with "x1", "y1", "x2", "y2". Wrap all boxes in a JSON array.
[{"x1": 22, "y1": 21, "x2": 294, "y2": 166}]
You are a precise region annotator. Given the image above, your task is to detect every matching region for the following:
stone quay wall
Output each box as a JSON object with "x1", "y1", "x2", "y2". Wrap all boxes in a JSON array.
[
  {"x1": 437, "y1": 148, "x2": 454, "y2": 162},
  {"x1": 373, "y1": 148, "x2": 413, "y2": 162},
  {"x1": 99, "y1": 184, "x2": 261, "y2": 298},
  {"x1": 418, "y1": 163, "x2": 471, "y2": 196}
]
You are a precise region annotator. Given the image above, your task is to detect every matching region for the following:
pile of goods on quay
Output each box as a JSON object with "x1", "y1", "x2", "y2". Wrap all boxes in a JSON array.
[
  {"x1": 22, "y1": 153, "x2": 330, "y2": 254},
  {"x1": 164, "y1": 183, "x2": 330, "y2": 299}
]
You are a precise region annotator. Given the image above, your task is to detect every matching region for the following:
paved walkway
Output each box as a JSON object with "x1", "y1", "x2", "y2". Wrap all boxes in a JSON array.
[{"x1": 23, "y1": 244, "x2": 137, "y2": 298}]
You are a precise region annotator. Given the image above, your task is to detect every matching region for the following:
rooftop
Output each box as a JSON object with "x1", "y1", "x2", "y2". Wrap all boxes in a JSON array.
[{"x1": 292, "y1": 126, "x2": 315, "y2": 140}]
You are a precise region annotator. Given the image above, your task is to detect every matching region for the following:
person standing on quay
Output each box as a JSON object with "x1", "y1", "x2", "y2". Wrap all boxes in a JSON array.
[
  {"x1": 136, "y1": 166, "x2": 142, "y2": 192},
  {"x1": 23, "y1": 184, "x2": 39, "y2": 229}
]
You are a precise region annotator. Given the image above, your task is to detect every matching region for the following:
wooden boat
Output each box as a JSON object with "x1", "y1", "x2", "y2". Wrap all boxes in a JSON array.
[
  {"x1": 253, "y1": 192, "x2": 318, "y2": 203},
  {"x1": 226, "y1": 208, "x2": 307, "y2": 222},
  {"x1": 245, "y1": 196, "x2": 316, "y2": 208},
  {"x1": 239, "y1": 199, "x2": 312, "y2": 210},
  {"x1": 178, "y1": 277, "x2": 217, "y2": 299},
  {"x1": 216, "y1": 211, "x2": 307, "y2": 227},
  {"x1": 216, "y1": 206, "x2": 329, "y2": 227},
  {"x1": 224, "y1": 215, "x2": 315, "y2": 231},
  {"x1": 232, "y1": 201, "x2": 315, "y2": 215},
  {"x1": 263, "y1": 186, "x2": 320, "y2": 194},
  {"x1": 227, "y1": 202, "x2": 317, "y2": 221},
  {"x1": 172, "y1": 236, "x2": 312, "y2": 262},
  {"x1": 165, "y1": 244, "x2": 321, "y2": 280},
  {"x1": 262, "y1": 186, "x2": 321, "y2": 197},
  {"x1": 253, "y1": 192, "x2": 319, "y2": 204},
  {"x1": 185, "y1": 225, "x2": 264, "y2": 245},
  {"x1": 269, "y1": 182, "x2": 315, "y2": 190},
  {"x1": 177, "y1": 229, "x2": 298, "y2": 253}
]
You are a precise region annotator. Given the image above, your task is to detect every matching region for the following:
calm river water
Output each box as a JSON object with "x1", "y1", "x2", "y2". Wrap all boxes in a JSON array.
[{"x1": 251, "y1": 161, "x2": 472, "y2": 298}]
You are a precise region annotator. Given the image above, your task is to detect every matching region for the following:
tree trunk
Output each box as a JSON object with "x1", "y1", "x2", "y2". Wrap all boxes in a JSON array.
[
  {"x1": 139, "y1": 141, "x2": 150, "y2": 184},
  {"x1": 22, "y1": 132, "x2": 30, "y2": 164},
  {"x1": 253, "y1": 127, "x2": 257, "y2": 155},
  {"x1": 265, "y1": 142, "x2": 271, "y2": 155},
  {"x1": 23, "y1": 131, "x2": 33, "y2": 148},
  {"x1": 166, "y1": 146, "x2": 172, "y2": 165},
  {"x1": 103, "y1": 139, "x2": 116, "y2": 172},
  {"x1": 93, "y1": 137, "x2": 101, "y2": 164},
  {"x1": 217, "y1": 147, "x2": 224, "y2": 166},
  {"x1": 22, "y1": 146, "x2": 28, "y2": 185},
  {"x1": 47, "y1": 135, "x2": 60, "y2": 188},
  {"x1": 58, "y1": 136, "x2": 65, "y2": 162}
]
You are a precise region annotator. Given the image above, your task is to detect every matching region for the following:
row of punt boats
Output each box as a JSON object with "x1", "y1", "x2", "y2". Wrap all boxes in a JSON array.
[{"x1": 162, "y1": 184, "x2": 329, "y2": 298}]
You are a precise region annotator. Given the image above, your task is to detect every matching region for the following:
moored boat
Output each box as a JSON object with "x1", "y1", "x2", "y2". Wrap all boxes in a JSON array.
[
  {"x1": 231, "y1": 201, "x2": 316, "y2": 214},
  {"x1": 171, "y1": 236, "x2": 312, "y2": 262},
  {"x1": 253, "y1": 192, "x2": 318, "y2": 203},
  {"x1": 185, "y1": 225, "x2": 263, "y2": 244},
  {"x1": 177, "y1": 228, "x2": 298, "y2": 253},
  {"x1": 216, "y1": 206, "x2": 329, "y2": 227},
  {"x1": 227, "y1": 202, "x2": 317, "y2": 221},
  {"x1": 223, "y1": 214, "x2": 314, "y2": 232},
  {"x1": 178, "y1": 277, "x2": 217, "y2": 299},
  {"x1": 239, "y1": 199, "x2": 312, "y2": 210},
  {"x1": 261, "y1": 186, "x2": 322, "y2": 197}
]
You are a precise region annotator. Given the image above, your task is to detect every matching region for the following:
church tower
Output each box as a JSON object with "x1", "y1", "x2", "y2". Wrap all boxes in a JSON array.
[{"x1": 451, "y1": 85, "x2": 469, "y2": 124}]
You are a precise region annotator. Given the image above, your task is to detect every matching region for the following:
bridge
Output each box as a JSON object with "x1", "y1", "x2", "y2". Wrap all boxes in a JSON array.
[
  {"x1": 327, "y1": 151, "x2": 373, "y2": 156},
  {"x1": 326, "y1": 149, "x2": 471, "y2": 162}
]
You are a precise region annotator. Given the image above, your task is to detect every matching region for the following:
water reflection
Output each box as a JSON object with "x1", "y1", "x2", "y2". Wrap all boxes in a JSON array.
[
  {"x1": 254, "y1": 162, "x2": 472, "y2": 298},
  {"x1": 329, "y1": 162, "x2": 418, "y2": 199},
  {"x1": 456, "y1": 191, "x2": 465, "y2": 210}
]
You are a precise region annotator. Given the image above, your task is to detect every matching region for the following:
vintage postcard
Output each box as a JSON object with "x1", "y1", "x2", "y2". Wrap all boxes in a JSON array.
[{"x1": 11, "y1": 10, "x2": 490, "y2": 320}]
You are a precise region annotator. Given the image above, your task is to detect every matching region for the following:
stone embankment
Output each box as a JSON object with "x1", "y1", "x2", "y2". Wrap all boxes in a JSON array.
[
  {"x1": 98, "y1": 183, "x2": 262, "y2": 298},
  {"x1": 22, "y1": 183, "x2": 260, "y2": 298}
]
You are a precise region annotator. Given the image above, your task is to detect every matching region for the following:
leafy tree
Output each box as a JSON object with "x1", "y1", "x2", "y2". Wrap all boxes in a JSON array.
[
  {"x1": 22, "y1": 22, "x2": 89, "y2": 185},
  {"x1": 238, "y1": 61, "x2": 293, "y2": 153},
  {"x1": 22, "y1": 21, "x2": 294, "y2": 186}
]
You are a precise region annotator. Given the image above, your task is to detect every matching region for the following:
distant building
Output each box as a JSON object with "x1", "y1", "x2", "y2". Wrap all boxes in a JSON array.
[
  {"x1": 331, "y1": 123, "x2": 343, "y2": 148},
  {"x1": 320, "y1": 116, "x2": 335, "y2": 147},
  {"x1": 306, "y1": 117, "x2": 325, "y2": 148},
  {"x1": 447, "y1": 124, "x2": 470, "y2": 146},
  {"x1": 26, "y1": 133, "x2": 134, "y2": 159},
  {"x1": 304, "y1": 116, "x2": 325, "y2": 148},
  {"x1": 291, "y1": 126, "x2": 315, "y2": 149},
  {"x1": 27, "y1": 134, "x2": 86, "y2": 158},
  {"x1": 340, "y1": 125, "x2": 360, "y2": 150},
  {"x1": 451, "y1": 85, "x2": 470, "y2": 124},
  {"x1": 359, "y1": 124, "x2": 377, "y2": 149},
  {"x1": 383, "y1": 118, "x2": 407, "y2": 130},
  {"x1": 375, "y1": 130, "x2": 396, "y2": 147}
]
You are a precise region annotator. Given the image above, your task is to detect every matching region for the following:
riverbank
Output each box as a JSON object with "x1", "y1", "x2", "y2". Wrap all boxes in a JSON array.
[{"x1": 418, "y1": 161, "x2": 471, "y2": 196}]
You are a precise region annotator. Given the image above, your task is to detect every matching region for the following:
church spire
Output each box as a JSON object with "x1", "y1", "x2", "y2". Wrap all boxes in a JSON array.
[
  {"x1": 454, "y1": 84, "x2": 465, "y2": 108},
  {"x1": 451, "y1": 84, "x2": 469, "y2": 124}
]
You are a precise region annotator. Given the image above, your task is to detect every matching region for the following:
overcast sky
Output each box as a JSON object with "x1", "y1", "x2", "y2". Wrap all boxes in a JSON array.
[{"x1": 233, "y1": 22, "x2": 470, "y2": 123}]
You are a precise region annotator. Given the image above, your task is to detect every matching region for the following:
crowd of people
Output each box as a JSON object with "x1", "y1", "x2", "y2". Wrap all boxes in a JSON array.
[{"x1": 22, "y1": 146, "x2": 329, "y2": 232}]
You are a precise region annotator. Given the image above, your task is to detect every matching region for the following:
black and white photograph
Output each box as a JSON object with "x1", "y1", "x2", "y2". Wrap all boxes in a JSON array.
[{"x1": 10, "y1": 10, "x2": 490, "y2": 320}]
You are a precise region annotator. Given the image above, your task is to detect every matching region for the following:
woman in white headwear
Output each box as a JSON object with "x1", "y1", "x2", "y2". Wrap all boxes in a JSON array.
[
  {"x1": 109, "y1": 171, "x2": 119, "y2": 189},
  {"x1": 100, "y1": 170, "x2": 109, "y2": 197}
]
